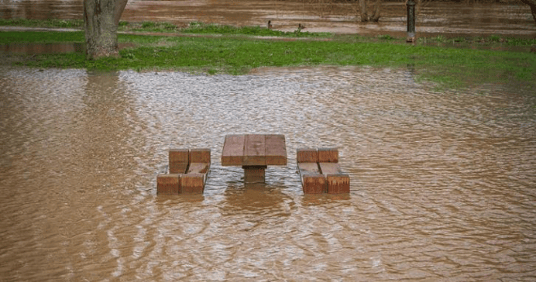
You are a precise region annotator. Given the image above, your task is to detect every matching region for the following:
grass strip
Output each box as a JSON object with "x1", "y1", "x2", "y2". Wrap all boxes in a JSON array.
[
  {"x1": 0, "y1": 18, "x2": 330, "y2": 38},
  {"x1": 3, "y1": 18, "x2": 535, "y2": 46},
  {"x1": 0, "y1": 30, "x2": 85, "y2": 43},
  {"x1": 1, "y1": 31, "x2": 535, "y2": 91},
  {"x1": 419, "y1": 35, "x2": 536, "y2": 47},
  {"x1": 180, "y1": 21, "x2": 331, "y2": 38},
  {"x1": 0, "y1": 18, "x2": 84, "y2": 29}
]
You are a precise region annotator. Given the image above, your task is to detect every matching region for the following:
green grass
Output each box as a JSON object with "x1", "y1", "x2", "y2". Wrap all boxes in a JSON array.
[
  {"x1": 0, "y1": 31, "x2": 85, "y2": 43},
  {"x1": 505, "y1": 37, "x2": 536, "y2": 46},
  {"x1": 0, "y1": 18, "x2": 84, "y2": 29},
  {"x1": 181, "y1": 21, "x2": 331, "y2": 38},
  {"x1": 418, "y1": 35, "x2": 536, "y2": 46},
  {"x1": 0, "y1": 18, "x2": 332, "y2": 38},
  {"x1": 127, "y1": 21, "x2": 178, "y2": 32},
  {"x1": 1, "y1": 30, "x2": 535, "y2": 91},
  {"x1": 377, "y1": 34, "x2": 395, "y2": 40},
  {"x1": 2, "y1": 18, "x2": 535, "y2": 45}
]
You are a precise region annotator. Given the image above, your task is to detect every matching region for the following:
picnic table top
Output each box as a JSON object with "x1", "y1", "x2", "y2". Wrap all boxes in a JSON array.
[{"x1": 221, "y1": 134, "x2": 287, "y2": 167}]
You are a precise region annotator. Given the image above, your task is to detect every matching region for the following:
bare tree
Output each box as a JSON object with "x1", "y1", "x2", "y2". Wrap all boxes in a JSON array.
[
  {"x1": 359, "y1": 0, "x2": 368, "y2": 21},
  {"x1": 358, "y1": 0, "x2": 382, "y2": 22},
  {"x1": 519, "y1": 0, "x2": 536, "y2": 24},
  {"x1": 83, "y1": 0, "x2": 129, "y2": 60},
  {"x1": 369, "y1": 0, "x2": 382, "y2": 22}
]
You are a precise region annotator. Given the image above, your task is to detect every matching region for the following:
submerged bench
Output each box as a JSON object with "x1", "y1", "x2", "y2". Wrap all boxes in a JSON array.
[
  {"x1": 297, "y1": 148, "x2": 350, "y2": 194},
  {"x1": 157, "y1": 148, "x2": 211, "y2": 195}
]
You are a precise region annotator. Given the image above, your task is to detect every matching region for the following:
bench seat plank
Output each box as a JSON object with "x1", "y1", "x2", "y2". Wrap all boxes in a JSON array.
[
  {"x1": 319, "y1": 162, "x2": 343, "y2": 175},
  {"x1": 222, "y1": 135, "x2": 245, "y2": 166},
  {"x1": 265, "y1": 134, "x2": 287, "y2": 165},
  {"x1": 298, "y1": 162, "x2": 325, "y2": 194},
  {"x1": 157, "y1": 174, "x2": 181, "y2": 195},
  {"x1": 187, "y1": 162, "x2": 210, "y2": 174},
  {"x1": 298, "y1": 162, "x2": 321, "y2": 175},
  {"x1": 243, "y1": 134, "x2": 266, "y2": 166},
  {"x1": 169, "y1": 149, "x2": 189, "y2": 174},
  {"x1": 181, "y1": 173, "x2": 207, "y2": 194},
  {"x1": 326, "y1": 174, "x2": 350, "y2": 194},
  {"x1": 319, "y1": 162, "x2": 350, "y2": 193}
]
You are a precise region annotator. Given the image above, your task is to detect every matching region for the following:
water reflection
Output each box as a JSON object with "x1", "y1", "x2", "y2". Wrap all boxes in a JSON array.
[
  {"x1": 223, "y1": 183, "x2": 290, "y2": 214},
  {"x1": 0, "y1": 65, "x2": 535, "y2": 280},
  {"x1": 0, "y1": 43, "x2": 135, "y2": 54},
  {"x1": 0, "y1": 42, "x2": 85, "y2": 54}
]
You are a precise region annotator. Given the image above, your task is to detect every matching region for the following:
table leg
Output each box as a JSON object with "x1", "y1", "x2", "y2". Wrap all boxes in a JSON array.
[{"x1": 243, "y1": 166, "x2": 267, "y2": 183}]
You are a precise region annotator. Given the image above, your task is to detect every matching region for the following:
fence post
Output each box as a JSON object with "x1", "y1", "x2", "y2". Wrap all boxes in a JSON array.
[{"x1": 406, "y1": 0, "x2": 416, "y2": 43}]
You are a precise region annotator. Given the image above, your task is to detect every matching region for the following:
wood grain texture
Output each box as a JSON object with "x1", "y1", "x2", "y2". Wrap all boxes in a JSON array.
[
  {"x1": 297, "y1": 148, "x2": 318, "y2": 163},
  {"x1": 319, "y1": 162, "x2": 343, "y2": 175},
  {"x1": 243, "y1": 134, "x2": 266, "y2": 166},
  {"x1": 221, "y1": 135, "x2": 245, "y2": 166},
  {"x1": 318, "y1": 148, "x2": 338, "y2": 163},
  {"x1": 169, "y1": 149, "x2": 189, "y2": 174},
  {"x1": 265, "y1": 134, "x2": 287, "y2": 165}
]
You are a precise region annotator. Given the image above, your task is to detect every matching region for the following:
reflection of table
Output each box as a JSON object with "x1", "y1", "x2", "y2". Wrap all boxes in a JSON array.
[{"x1": 222, "y1": 134, "x2": 287, "y2": 183}]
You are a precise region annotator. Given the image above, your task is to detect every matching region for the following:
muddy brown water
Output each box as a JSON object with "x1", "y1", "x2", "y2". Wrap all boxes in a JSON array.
[
  {"x1": 1, "y1": 65, "x2": 535, "y2": 280},
  {"x1": 1, "y1": 0, "x2": 535, "y2": 37},
  {"x1": 1, "y1": 0, "x2": 536, "y2": 281}
]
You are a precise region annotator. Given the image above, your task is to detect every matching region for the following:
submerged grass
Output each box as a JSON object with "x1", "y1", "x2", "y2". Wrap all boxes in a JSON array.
[
  {"x1": 2, "y1": 18, "x2": 535, "y2": 45},
  {"x1": 181, "y1": 21, "x2": 331, "y2": 38},
  {"x1": 0, "y1": 31, "x2": 85, "y2": 43},
  {"x1": 1, "y1": 30, "x2": 535, "y2": 91},
  {"x1": 0, "y1": 18, "x2": 330, "y2": 38},
  {"x1": 0, "y1": 18, "x2": 84, "y2": 29},
  {"x1": 418, "y1": 35, "x2": 536, "y2": 47}
]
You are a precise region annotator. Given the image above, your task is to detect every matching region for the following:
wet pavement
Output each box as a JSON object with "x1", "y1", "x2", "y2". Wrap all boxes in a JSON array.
[{"x1": 0, "y1": 66, "x2": 535, "y2": 280}]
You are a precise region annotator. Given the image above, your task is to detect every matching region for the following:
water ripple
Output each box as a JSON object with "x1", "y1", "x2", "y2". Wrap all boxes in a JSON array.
[{"x1": 0, "y1": 65, "x2": 535, "y2": 280}]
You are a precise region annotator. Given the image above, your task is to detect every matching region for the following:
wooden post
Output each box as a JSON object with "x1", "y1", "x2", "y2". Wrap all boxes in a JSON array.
[
  {"x1": 243, "y1": 166, "x2": 267, "y2": 183},
  {"x1": 406, "y1": 0, "x2": 416, "y2": 43}
]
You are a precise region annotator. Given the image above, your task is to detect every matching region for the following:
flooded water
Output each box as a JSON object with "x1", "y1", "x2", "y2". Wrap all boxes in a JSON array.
[
  {"x1": 1, "y1": 65, "x2": 536, "y2": 280},
  {"x1": 0, "y1": 43, "x2": 135, "y2": 54},
  {"x1": 1, "y1": 0, "x2": 535, "y2": 37}
]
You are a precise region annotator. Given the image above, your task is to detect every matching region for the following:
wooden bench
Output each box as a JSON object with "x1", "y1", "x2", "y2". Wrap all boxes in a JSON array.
[
  {"x1": 157, "y1": 148, "x2": 211, "y2": 195},
  {"x1": 297, "y1": 148, "x2": 350, "y2": 194}
]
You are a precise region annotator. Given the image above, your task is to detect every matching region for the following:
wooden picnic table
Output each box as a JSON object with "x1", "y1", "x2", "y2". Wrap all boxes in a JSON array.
[{"x1": 221, "y1": 134, "x2": 287, "y2": 183}]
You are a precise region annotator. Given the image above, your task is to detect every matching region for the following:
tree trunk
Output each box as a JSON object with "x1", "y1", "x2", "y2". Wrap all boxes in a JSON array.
[
  {"x1": 520, "y1": 0, "x2": 536, "y2": 25},
  {"x1": 114, "y1": 0, "x2": 128, "y2": 25},
  {"x1": 369, "y1": 0, "x2": 382, "y2": 22},
  {"x1": 83, "y1": 0, "x2": 128, "y2": 60},
  {"x1": 359, "y1": 0, "x2": 368, "y2": 22},
  {"x1": 530, "y1": 4, "x2": 536, "y2": 25}
]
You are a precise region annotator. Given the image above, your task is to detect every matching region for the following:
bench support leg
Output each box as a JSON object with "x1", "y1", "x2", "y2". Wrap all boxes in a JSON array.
[{"x1": 243, "y1": 166, "x2": 267, "y2": 183}]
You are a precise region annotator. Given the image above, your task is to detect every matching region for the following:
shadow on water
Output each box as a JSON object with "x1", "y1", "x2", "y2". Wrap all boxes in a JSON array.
[{"x1": 223, "y1": 184, "x2": 289, "y2": 213}]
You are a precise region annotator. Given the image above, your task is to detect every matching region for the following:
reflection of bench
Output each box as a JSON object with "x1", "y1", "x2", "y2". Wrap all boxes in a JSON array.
[
  {"x1": 157, "y1": 149, "x2": 211, "y2": 195},
  {"x1": 297, "y1": 148, "x2": 350, "y2": 194}
]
